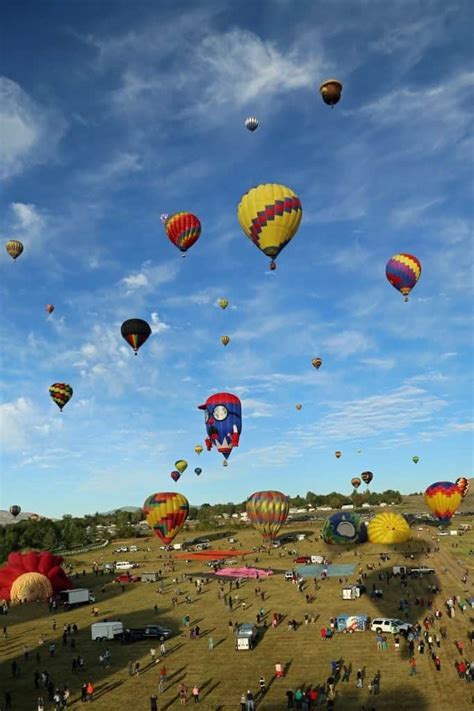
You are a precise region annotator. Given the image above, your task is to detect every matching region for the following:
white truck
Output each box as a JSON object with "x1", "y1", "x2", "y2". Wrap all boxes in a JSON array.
[
  {"x1": 91, "y1": 621, "x2": 124, "y2": 641},
  {"x1": 60, "y1": 588, "x2": 95, "y2": 608},
  {"x1": 235, "y1": 623, "x2": 258, "y2": 650}
]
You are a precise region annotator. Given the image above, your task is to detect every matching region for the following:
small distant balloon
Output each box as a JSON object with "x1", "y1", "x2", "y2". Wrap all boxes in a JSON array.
[
  {"x1": 361, "y1": 471, "x2": 373, "y2": 486},
  {"x1": 351, "y1": 477, "x2": 361, "y2": 490},
  {"x1": 194, "y1": 468, "x2": 202, "y2": 476},
  {"x1": 386, "y1": 253, "x2": 421, "y2": 302},
  {"x1": 170, "y1": 471, "x2": 181, "y2": 482},
  {"x1": 312, "y1": 358, "x2": 322, "y2": 370},
  {"x1": 160, "y1": 214, "x2": 169, "y2": 223},
  {"x1": 221, "y1": 335, "x2": 230, "y2": 347},
  {"x1": 412, "y1": 456, "x2": 420, "y2": 464},
  {"x1": 175, "y1": 460, "x2": 188, "y2": 474},
  {"x1": 218, "y1": 299, "x2": 229, "y2": 310},
  {"x1": 49, "y1": 383, "x2": 73, "y2": 412},
  {"x1": 357, "y1": 449, "x2": 362, "y2": 454},
  {"x1": 456, "y1": 477, "x2": 469, "y2": 499},
  {"x1": 194, "y1": 445, "x2": 203, "y2": 455},
  {"x1": 335, "y1": 451, "x2": 342, "y2": 459},
  {"x1": 9, "y1": 505, "x2": 21, "y2": 518},
  {"x1": 45, "y1": 304, "x2": 55, "y2": 315},
  {"x1": 164, "y1": 212, "x2": 201, "y2": 255},
  {"x1": 121, "y1": 318, "x2": 152, "y2": 355},
  {"x1": 5, "y1": 240, "x2": 24, "y2": 260},
  {"x1": 245, "y1": 116, "x2": 259, "y2": 132},
  {"x1": 319, "y1": 79, "x2": 343, "y2": 106},
  {"x1": 296, "y1": 404, "x2": 302, "y2": 411}
]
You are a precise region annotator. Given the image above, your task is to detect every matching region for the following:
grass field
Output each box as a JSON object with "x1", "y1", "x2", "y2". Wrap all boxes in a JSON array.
[{"x1": 1, "y1": 520, "x2": 473, "y2": 710}]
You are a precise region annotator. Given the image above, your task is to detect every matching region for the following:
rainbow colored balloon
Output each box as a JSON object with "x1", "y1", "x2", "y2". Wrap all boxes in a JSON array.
[
  {"x1": 164, "y1": 212, "x2": 201, "y2": 255},
  {"x1": 424, "y1": 481, "x2": 462, "y2": 523},
  {"x1": 246, "y1": 490, "x2": 289, "y2": 540},
  {"x1": 143, "y1": 492, "x2": 189, "y2": 544},
  {"x1": 386, "y1": 253, "x2": 421, "y2": 302},
  {"x1": 455, "y1": 477, "x2": 470, "y2": 499}
]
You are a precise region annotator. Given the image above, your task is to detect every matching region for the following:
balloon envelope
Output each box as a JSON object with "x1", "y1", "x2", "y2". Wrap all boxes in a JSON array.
[
  {"x1": 361, "y1": 471, "x2": 373, "y2": 485},
  {"x1": 194, "y1": 445, "x2": 203, "y2": 455},
  {"x1": 5, "y1": 240, "x2": 23, "y2": 260},
  {"x1": 49, "y1": 383, "x2": 73, "y2": 411},
  {"x1": 218, "y1": 299, "x2": 229, "y2": 310},
  {"x1": 367, "y1": 512, "x2": 411, "y2": 544},
  {"x1": 221, "y1": 335, "x2": 230, "y2": 346},
  {"x1": 121, "y1": 319, "x2": 151, "y2": 354},
  {"x1": 170, "y1": 471, "x2": 181, "y2": 482},
  {"x1": 455, "y1": 477, "x2": 469, "y2": 499},
  {"x1": 9, "y1": 505, "x2": 21, "y2": 518},
  {"x1": 351, "y1": 477, "x2": 361, "y2": 489},
  {"x1": 174, "y1": 460, "x2": 188, "y2": 474},
  {"x1": 319, "y1": 79, "x2": 343, "y2": 106},
  {"x1": 237, "y1": 184, "x2": 302, "y2": 269},
  {"x1": 194, "y1": 468, "x2": 202, "y2": 476},
  {"x1": 143, "y1": 492, "x2": 189, "y2": 544},
  {"x1": 322, "y1": 512, "x2": 363, "y2": 544},
  {"x1": 164, "y1": 212, "x2": 201, "y2": 254},
  {"x1": 45, "y1": 304, "x2": 55, "y2": 315},
  {"x1": 424, "y1": 481, "x2": 462, "y2": 523},
  {"x1": 246, "y1": 491, "x2": 289, "y2": 540},
  {"x1": 198, "y1": 392, "x2": 242, "y2": 463},
  {"x1": 386, "y1": 254, "x2": 421, "y2": 301},
  {"x1": 312, "y1": 357, "x2": 322, "y2": 370},
  {"x1": 335, "y1": 451, "x2": 342, "y2": 459},
  {"x1": 412, "y1": 456, "x2": 419, "y2": 464},
  {"x1": 245, "y1": 116, "x2": 259, "y2": 132}
]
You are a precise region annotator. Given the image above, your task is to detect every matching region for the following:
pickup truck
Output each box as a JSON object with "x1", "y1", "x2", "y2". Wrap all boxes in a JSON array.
[{"x1": 122, "y1": 624, "x2": 173, "y2": 642}]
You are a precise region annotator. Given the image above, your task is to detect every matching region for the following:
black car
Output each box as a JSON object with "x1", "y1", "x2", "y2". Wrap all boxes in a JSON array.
[{"x1": 122, "y1": 625, "x2": 172, "y2": 643}]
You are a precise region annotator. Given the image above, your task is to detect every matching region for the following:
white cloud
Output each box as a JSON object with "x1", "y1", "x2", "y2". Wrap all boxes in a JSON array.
[
  {"x1": 150, "y1": 312, "x2": 170, "y2": 334},
  {"x1": 79, "y1": 151, "x2": 142, "y2": 186},
  {"x1": 0, "y1": 398, "x2": 60, "y2": 452},
  {"x1": 121, "y1": 262, "x2": 179, "y2": 294},
  {"x1": 359, "y1": 357, "x2": 395, "y2": 371},
  {"x1": 322, "y1": 330, "x2": 373, "y2": 357},
  {"x1": 122, "y1": 272, "x2": 149, "y2": 290},
  {"x1": 0, "y1": 77, "x2": 67, "y2": 180}
]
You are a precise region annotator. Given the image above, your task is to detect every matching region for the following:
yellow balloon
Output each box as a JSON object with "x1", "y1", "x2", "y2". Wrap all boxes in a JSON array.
[
  {"x1": 237, "y1": 183, "x2": 302, "y2": 269},
  {"x1": 194, "y1": 445, "x2": 203, "y2": 455},
  {"x1": 174, "y1": 459, "x2": 188, "y2": 474},
  {"x1": 221, "y1": 335, "x2": 230, "y2": 346},
  {"x1": 218, "y1": 299, "x2": 229, "y2": 310},
  {"x1": 367, "y1": 512, "x2": 411, "y2": 544},
  {"x1": 6, "y1": 240, "x2": 24, "y2": 260}
]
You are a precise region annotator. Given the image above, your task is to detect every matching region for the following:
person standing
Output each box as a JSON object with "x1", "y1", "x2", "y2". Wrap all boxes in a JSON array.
[
  {"x1": 208, "y1": 635, "x2": 214, "y2": 650},
  {"x1": 240, "y1": 693, "x2": 246, "y2": 711},
  {"x1": 259, "y1": 676, "x2": 266, "y2": 695},
  {"x1": 150, "y1": 647, "x2": 157, "y2": 664},
  {"x1": 160, "y1": 642, "x2": 166, "y2": 657},
  {"x1": 409, "y1": 657, "x2": 417, "y2": 676},
  {"x1": 179, "y1": 682, "x2": 188, "y2": 705},
  {"x1": 356, "y1": 669, "x2": 363, "y2": 688},
  {"x1": 246, "y1": 690, "x2": 255, "y2": 710},
  {"x1": 134, "y1": 661, "x2": 140, "y2": 677},
  {"x1": 150, "y1": 694, "x2": 158, "y2": 711},
  {"x1": 86, "y1": 681, "x2": 94, "y2": 701},
  {"x1": 127, "y1": 659, "x2": 133, "y2": 677},
  {"x1": 192, "y1": 685, "x2": 199, "y2": 703}
]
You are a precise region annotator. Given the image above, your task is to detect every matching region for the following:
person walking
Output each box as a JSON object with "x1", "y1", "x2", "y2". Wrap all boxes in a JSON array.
[
  {"x1": 150, "y1": 694, "x2": 158, "y2": 711},
  {"x1": 240, "y1": 693, "x2": 247, "y2": 711},
  {"x1": 37, "y1": 697, "x2": 45, "y2": 711},
  {"x1": 286, "y1": 689, "x2": 295, "y2": 708},
  {"x1": 409, "y1": 657, "x2": 417, "y2": 676},
  {"x1": 356, "y1": 669, "x2": 363, "y2": 688},
  {"x1": 179, "y1": 682, "x2": 188, "y2": 705},
  {"x1": 208, "y1": 635, "x2": 214, "y2": 650},
  {"x1": 192, "y1": 685, "x2": 199, "y2": 703},
  {"x1": 150, "y1": 647, "x2": 157, "y2": 664},
  {"x1": 134, "y1": 661, "x2": 140, "y2": 677},
  {"x1": 259, "y1": 676, "x2": 266, "y2": 695},
  {"x1": 86, "y1": 681, "x2": 94, "y2": 702},
  {"x1": 246, "y1": 690, "x2": 255, "y2": 710},
  {"x1": 160, "y1": 642, "x2": 166, "y2": 657}
]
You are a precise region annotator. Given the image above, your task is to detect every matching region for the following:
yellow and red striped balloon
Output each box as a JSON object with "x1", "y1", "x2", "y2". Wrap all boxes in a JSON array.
[
  {"x1": 49, "y1": 383, "x2": 73, "y2": 411},
  {"x1": 424, "y1": 481, "x2": 462, "y2": 523},
  {"x1": 164, "y1": 212, "x2": 201, "y2": 255},
  {"x1": 143, "y1": 492, "x2": 189, "y2": 544},
  {"x1": 246, "y1": 490, "x2": 289, "y2": 540},
  {"x1": 386, "y1": 253, "x2": 422, "y2": 301}
]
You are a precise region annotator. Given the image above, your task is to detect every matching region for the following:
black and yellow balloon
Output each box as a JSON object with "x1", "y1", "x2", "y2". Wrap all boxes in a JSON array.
[{"x1": 237, "y1": 184, "x2": 302, "y2": 270}]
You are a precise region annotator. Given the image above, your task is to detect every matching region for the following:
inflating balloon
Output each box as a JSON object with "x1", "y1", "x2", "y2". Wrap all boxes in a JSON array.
[
  {"x1": 198, "y1": 392, "x2": 242, "y2": 464},
  {"x1": 143, "y1": 492, "x2": 189, "y2": 544},
  {"x1": 322, "y1": 512, "x2": 362, "y2": 545},
  {"x1": 175, "y1": 460, "x2": 188, "y2": 474},
  {"x1": 456, "y1": 477, "x2": 470, "y2": 499},
  {"x1": 367, "y1": 512, "x2": 411, "y2": 544},
  {"x1": 245, "y1": 117, "x2": 259, "y2": 132},
  {"x1": 351, "y1": 477, "x2": 361, "y2": 490},
  {"x1": 237, "y1": 183, "x2": 302, "y2": 270},
  {"x1": 386, "y1": 254, "x2": 421, "y2": 302},
  {"x1": 335, "y1": 451, "x2": 342, "y2": 459},
  {"x1": 45, "y1": 304, "x2": 55, "y2": 315},
  {"x1": 121, "y1": 319, "x2": 151, "y2": 355},
  {"x1": 218, "y1": 299, "x2": 229, "y2": 310},
  {"x1": 361, "y1": 471, "x2": 373, "y2": 486},
  {"x1": 246, "y1": 491, "x2": 289, "y2": 540},
  {"x1": 9, "y1": 506, "x2": 21, "y2": 518},
  {"x1": 194, "y1": 445, "x2": 203, "y2": 455},
  {"x1": 170, "y1": 471, "x2": 181, "y2": 482},
  {"x1": 164, "y1": 212, "x2": 201, "y2": 256},
  {"x1": 0, "y1": 551, "x2": 72, "y2": 603},
  {"x1": 194, "y1": 468, "x2": 202, "y2": 476},
  {"x1": 312, "y1": 357, "x2": 322, "y2": 370},
  {"x1": 319, "y1": 79, "x2": 343, "y2": 106},
  {"x1": 49, "y1": 383, "x2": 73, "y2": 412},
  {"x1": 221, "y1": 335, "x2": 230, "y2": 347},
  {"x1": 5, "y1": 240, "x2": 23, "y2": 260},
  {"x1": 412, "y1": 456, "x2": 419, "y2": 464},
  {"x1": 424, "y1": 481, "x2": 462, "y2": 523}
]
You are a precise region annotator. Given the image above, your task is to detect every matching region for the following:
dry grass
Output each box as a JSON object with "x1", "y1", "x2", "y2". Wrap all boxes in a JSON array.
[{"x1": 1, "y1": 521, "x2": 473, "y2": 710}]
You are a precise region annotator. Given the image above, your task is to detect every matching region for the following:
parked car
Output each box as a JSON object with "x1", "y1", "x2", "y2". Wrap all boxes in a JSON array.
[
  {"x1": 294, "y1": 556, "x2": 312, "y2": 564},
  {"x1": 122, "y1": 625, "x2": 173, "y2": 642},
  {"x1": 113, "y1": 574, "x2": 141, "y2": 584},
  {"x1": 370, "y1": 618, "x2": 412, "y2": 635},
  {"x1": 284, "y1": 570, "x2": 296, "y2": 581}
]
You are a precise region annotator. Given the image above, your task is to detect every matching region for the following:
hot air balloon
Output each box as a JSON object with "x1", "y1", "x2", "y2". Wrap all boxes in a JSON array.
[
  {"x1": 245, "y1": 116, "x2": 259, "y2": 132},
  {"x1": 319, "y1": 79, "x2": 343, "y2": 106},
  {"x1": 49, "y1": 383, "x2": 73, "y2": 412},
  {"x1": 143, "y1": 492, "x2": 189, "y2": 544},
  {"x1": 5, "y1": 240, "x2": 24, "y2": 260},
  {"x1": 456, "y1": 477, "x2": 469, "y2": 498},
  {"x1": 412, "y1": 456, "x2": 419, "y2": 464},
  {"x1": 246, "y1": 491, "x2": 289, "y2": 540},
  {"x1": 198, "y1": 392, "x2": 242, "y2": 464},
  {"x1": 361, "y1": 471, "x2": 373, "y2": 486},
  {"x1": 194, "y1": 468, "x2": 202, "y2": 476},
  {"x1": 386, "y1": 254, "x2": 422, "y2": 302},
  {"x1": 170, "y1": 471, "x2": 180, "y2": 482},
  {"x1": 218, "y1": 299, "x2": 229, "y2": 310},
  {"x1": 424, "y1": 482, "x2": 462, "y2": 523},
  {"x1": 367, "y1": 512, "x2": 411, "y2": 544},
  {"x1": 322, "y1": 512, "x2": 363, "y2": 545},
  {"x1": 164, "y1": 212, "x2": 201, "y2": 256},
  {"x1": 45, "y1": 304, "x2": 55, "y2": 315},
  {"x1": 175, "y1": 460, "x2": 188, "y2": 474},
  {"x1": 221, "y1": 335, "x2": 230, "y2": 347},
  {"x1": 9, "y1": 505, "x2": 21, "y2": 518},
  {"x1": 237, "y1": 184, "x2": 302, "y2": 270},
  {"x1": 351, "y1": 477, "x2": 361, "y2": 490},
  {"x1": 335, "y1": 451, "x2": 342, "y2": 459},
  {"x1": 312, "y1": 358, "x2": 322, "y2": 370},
  {"x1": 296, "y1": 404, "x2": 302, "y2": 411},
  {"x1": 160, "y1": 214, "x2": 169, "y2": 223},
  {"x1": 356, "y1": 449, "x2": 362, "y2": 454},
  {"x1": 121, "y1": 318, "x2": 151, "y2": 355},
  {"x1": 194, "y1": 445, "x2": 203, "y2": 455}
]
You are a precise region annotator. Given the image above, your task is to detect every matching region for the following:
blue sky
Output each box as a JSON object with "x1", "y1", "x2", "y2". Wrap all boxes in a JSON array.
[{"x1": 1, "y1": 0, "x2": 473, "y2": 518}]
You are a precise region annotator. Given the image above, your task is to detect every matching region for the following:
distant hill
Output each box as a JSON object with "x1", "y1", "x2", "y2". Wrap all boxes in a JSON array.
[
  {"x1": 0, "y1": 511, "x2": 48, "y2": 526},
  {"x1": 101, "y1": 506, "x2": 142, "y2": 515}
]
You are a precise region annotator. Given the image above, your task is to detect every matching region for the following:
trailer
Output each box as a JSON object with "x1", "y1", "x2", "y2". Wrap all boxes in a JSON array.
[
  {"x1": 392, "y1": 566, "x2": 408, "y2": 576},
  {"x1": 336, "y1": 614, "x2": 368, "y2": 633},
  {"x1": 91, "y1": 621, "x2": 124, "y2": 641},
  {"x1": 141, "y1": 572, "x2": 161, "y2": 583},
  {"x1": 342, "y1": 585, "x2": 361, "y2": 600},
  {"x1": 60, "y1": 589, "x2": 95, "y2": 608}
]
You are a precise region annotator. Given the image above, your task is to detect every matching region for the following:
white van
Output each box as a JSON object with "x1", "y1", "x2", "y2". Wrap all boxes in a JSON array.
[
  {"x1": 115, "y1": 561, "x2": 134, "y2": 571},
  {"x1": 370, "y1": 618, "x2": 411, "y2": 635}
]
